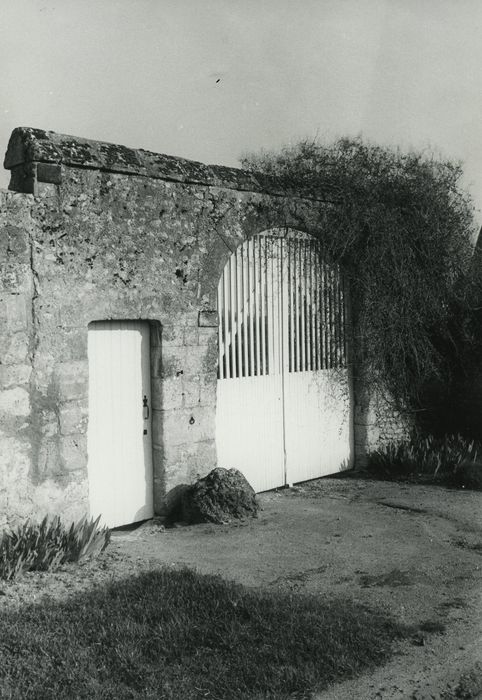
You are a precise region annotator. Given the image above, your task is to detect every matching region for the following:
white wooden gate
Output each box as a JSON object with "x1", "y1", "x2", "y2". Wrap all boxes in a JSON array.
[
  {"x1": 87, "y1": 320, "x2": 153, "y2": 527},
  {"x1": 215, "y1": 231, "x2": 353, "y2": 492}
]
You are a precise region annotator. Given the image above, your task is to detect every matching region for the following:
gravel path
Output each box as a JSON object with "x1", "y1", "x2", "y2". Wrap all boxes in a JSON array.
[{"x1": 1, "y1": 477, "x2": 481, "y2": 699}]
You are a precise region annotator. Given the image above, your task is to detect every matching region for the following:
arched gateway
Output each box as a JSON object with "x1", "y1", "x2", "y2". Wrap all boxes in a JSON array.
[{"x1": 216, "y1": 229, "x2": 353, "y2": 492}]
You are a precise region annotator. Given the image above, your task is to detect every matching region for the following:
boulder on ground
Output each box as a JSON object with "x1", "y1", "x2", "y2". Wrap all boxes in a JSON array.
[
  {"x1": 453, "y1": 460, "x2": 482, "y2": 490},
  {"x1": 181, "y1": 468, "x2": 259, "y2": 524}
]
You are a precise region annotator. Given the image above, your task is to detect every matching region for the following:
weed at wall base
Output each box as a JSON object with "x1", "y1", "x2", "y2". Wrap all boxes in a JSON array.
[
  {"x1": 0, "y1": 515, "x2": 110, "y2": 581},
  {"x1": 366, "y1": 432, "x2": 481, "y2": 486}
]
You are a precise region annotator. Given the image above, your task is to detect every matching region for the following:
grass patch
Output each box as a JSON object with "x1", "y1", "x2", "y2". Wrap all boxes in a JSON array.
[{"x1": 0, "y1": 567, "x2": 409, "y2": 699}]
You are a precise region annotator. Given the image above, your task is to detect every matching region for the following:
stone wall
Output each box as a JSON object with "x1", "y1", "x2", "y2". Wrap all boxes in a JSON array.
[
  {"x1": 0, "y1": 127, "x2": 411, "y2": 527},
  {"x1": 353, "y1": 377, "x2": 412, "y2": 466},
  {"x1": 1, "y1": 128, "x2": 351, "y2": 526}
]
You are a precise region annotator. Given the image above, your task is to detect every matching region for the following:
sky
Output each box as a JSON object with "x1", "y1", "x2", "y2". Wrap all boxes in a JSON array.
[{"x1": 1, "y1": 0, "x2": 482, "y2": 223}]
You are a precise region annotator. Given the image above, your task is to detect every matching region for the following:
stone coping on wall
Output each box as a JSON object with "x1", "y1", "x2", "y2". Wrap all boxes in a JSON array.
[{"x1": 3, "y1": 127, "x2": 338, "y2": 202}]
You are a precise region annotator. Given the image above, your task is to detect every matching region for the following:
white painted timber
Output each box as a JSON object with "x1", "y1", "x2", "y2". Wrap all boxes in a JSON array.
[
  {"x1": 87, "y1": 320, "x2": 153, "y2": 527},
  {"x1": 216, "y1": 230, "x2": 353, "y2": 492}
]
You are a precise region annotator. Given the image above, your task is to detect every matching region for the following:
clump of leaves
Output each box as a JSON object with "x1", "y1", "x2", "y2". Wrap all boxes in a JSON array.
[
  {"x1": 0, "y1": 515, "x2": 110, "y2": 581},
  {"x1": 242, "y1": 138, "x2": 478, "y2": 418},
  {"x1": 367, "y1": 432, "x2": 480, "y2": 480}
]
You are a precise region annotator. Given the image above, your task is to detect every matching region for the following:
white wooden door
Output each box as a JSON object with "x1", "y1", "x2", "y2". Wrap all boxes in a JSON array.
[
  {"x1": 87, "y1": 320, "x2": 153, "y2": 527},
  {"x1": 216, "y1": 231, "x2": 353, "y2": 492}
]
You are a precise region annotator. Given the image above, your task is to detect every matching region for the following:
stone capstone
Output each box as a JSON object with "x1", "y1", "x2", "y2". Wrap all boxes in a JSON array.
[{"x1": 181, "y1": 467, "x2": 259, "y2": 524}]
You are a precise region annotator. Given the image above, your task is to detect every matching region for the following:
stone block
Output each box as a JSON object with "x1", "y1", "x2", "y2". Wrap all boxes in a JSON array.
[
  {"x1": 37, "y1": 163, "x2": 62, "y2": 185},
  {"x1": 0, "y1": 332, "x2": 29, "y2": 365},
  {"x1": 182, "y1": 345, "x2": 206, "y2": 378},
  {"x1": 60, "y1": 434, "x2": 87, "y2": 472},
  {"x1": 1, "y1": 441, "x2": 30, "y2": 503},
  {"x1": 183, "y1": 327, "x2": 198, "y2": 346},
  {"x1": 59, "y1": 403, "x2": 88, "y2": 435},
  {"x1": 55, "y1": 361, "x2": 88, "y2": 400},
  {"x1": 199, "y1": 377, "x2": 216, "y2": 407},
  {"x1": 179, "y1": 311, "x2": 199, "y2": 327},
  {"x1": 161, "y1": 409, "x2": 191, "y2": 447},
  {"x1": 198, "y1": 310, "x2": 218, "y2": 327},
  {"x1": 164, "y1": 461, "x2": 190, "y2": 489},
  {"x1": 198, "y1": 327, "x2": 216, "y2": 346},
  {"x1": 182, "y1": 378, "x2": 201, "y2": 408},
  {"x1": 151, "y1": 408, "x2": 164, "y2": 448},
  {"x1": 162, "y1": 324, "x2": 184, "y2": 345},
  {"x1": 162, "y1": 405, "x2": 214, "y2": 445},
  {"x1": 150, "y1": 345, "x2": 162, "y2": 377},
  {"x1": 0, "y1": 387, "x2": 30, "y2": 416},
  {"x1": 56, "y1": 327, "x2": 88, "y2": 360},
  {"x1": 5, "y1": 224, "x2": 29, "y2": 258},
  {"x1": 150, "y1": 377, "x2": 162, "y2": 411},
  {"x1": 159, "y1": 346, "x2": 186, "y2": 379},
  {"x1": 34, "y1": 477, "x2": 90, "y2": 524},
  {"x1": 157, "y1": 376, "x2": 184, "y2": 410},
  {"x1": 0, "y1": 364, "x2": 32, "y2": 389},
  {"x1": 37, "y1": 437, "x2": 61, "y2": 477},
  {"x1": 152, "y1": 472, "x2": 167, "y2": 514},
  {"x1": 0, "y1": 293, "x2": 28, "y2": 331},
  {"x1": 184, "y1": 440, "x2": 217, "y2": 481}
]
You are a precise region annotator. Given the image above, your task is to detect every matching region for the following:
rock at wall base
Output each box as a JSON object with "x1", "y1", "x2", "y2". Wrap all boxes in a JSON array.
[{"x1": 181, "y1": 468, "x2": 259, "y2": 524}]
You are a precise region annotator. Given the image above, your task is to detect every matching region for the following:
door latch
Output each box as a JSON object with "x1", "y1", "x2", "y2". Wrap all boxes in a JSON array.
[{"x1": 143, "y1": 395, "x2": 149, "y2": 420}]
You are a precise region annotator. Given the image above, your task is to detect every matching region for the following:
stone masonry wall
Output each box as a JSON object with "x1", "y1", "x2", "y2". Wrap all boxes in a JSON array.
[
  {"x1": 1, "y1": 128, "x2": 347, "y2": 526},
  {"x1": 0, "y1": 127, "x2": 411, "y2": 526},
  {"x1": 353, "y1": 385, "x2": 412, "y2": 466},
  {"x1": 0, "y1": 191, "x2": 91, "y2": 527}
]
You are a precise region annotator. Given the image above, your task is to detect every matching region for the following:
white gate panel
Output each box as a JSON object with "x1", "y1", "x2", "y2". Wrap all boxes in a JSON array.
[
  {"x1": 284, "y1": 369, "x2": 353, "y2": 484},
  {"x1": 87, "y1": 320, "x2": 153, "y2": 528},
  {"x1": 216, "y1": 375, "x2": 284, "y2": 492}
]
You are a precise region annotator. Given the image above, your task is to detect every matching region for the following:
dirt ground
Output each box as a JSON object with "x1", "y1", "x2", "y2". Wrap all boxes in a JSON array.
[{"x1": 2, "y1": 477, "x2": 482, "y2": 699}]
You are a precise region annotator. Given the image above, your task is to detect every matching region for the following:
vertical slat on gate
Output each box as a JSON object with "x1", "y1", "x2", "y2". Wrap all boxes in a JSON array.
[
  {"x1": 306, "y1": 242, "x2": 312, "y2": 371},
  {"x1": 275, "y1": 238, "x2": 280, "y2": 374},
  {"x1": 281, "y1": 238, "x2": 290, "y2": 375},
  {"x1": 254, "y1": 238, "x2": 260, "y2": 376},
  {"x1": 236, "y1": 247, "x2": 243, "y2": 377},
  {"x1": 327, "y1": 262, "x2": 332, "y2": 368},
  {"x1": 341, "y1": 276, "x2": 347, "y2": 366},
  {"x1": 289, "y1": 239, "x2": 294, "y2": 373},
  {"x1": 326, "y1": 263, "x2": 332, "y2": 368},
  {"x1": 335, "y1": 267, "x2": 342, "y2": 367},
  {"x1": 248, "y1": 241, "x2": 255, "y2": 376},
  {"x1": 311, "y1": 243, "x2": 315, "y2": 370},
  {"x1": 218, "y1": 273, "x2": 224, "y2": 379},
  {"x1": 268, "y1": 237, "x2": 276, "y2": 374},
  {"x1": 332, "y1": 266, "x2": 337, "y2": 366},
  {"x1": 229, "y1": 253, "x2": 237, "y2": 378},
  {"x1": 306, "y1": 242, "x2": 311, "y2": 371},
  {"x1": 311, "y1": 245, "x2": 317, "y2": 370},
  {"x1": 295, "y1": 243, "x2": 301, "y2": 372},
  {"x1": 242, "y1": 244, "x2": 249, "y2": 377},
  {"x1": 333, "y1": 265, "x2": 338, "y2": 367},
  {"x1": 223, "y1": 264, "x2": 230, "y2": 379},
  {"x1": 314, "y1": 244, "x2": 320, "y2": 370},
  {"x1": 329, "y1": 264, "x2": 335, "y2": 368},
  {"x1": 321, "y1": 262, "x2": 326, "y2": 369},
  {"x1": 260, "y1": 237, "x2": 266, "y2": 375},
  {"x1": 300, "y1": 241, "x2": 306, "y2": 372}
]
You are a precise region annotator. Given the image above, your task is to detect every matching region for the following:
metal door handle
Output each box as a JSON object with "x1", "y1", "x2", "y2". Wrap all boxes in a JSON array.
[{"x1": 143, "y1": 395, "x2": 149, "y2": 419}]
